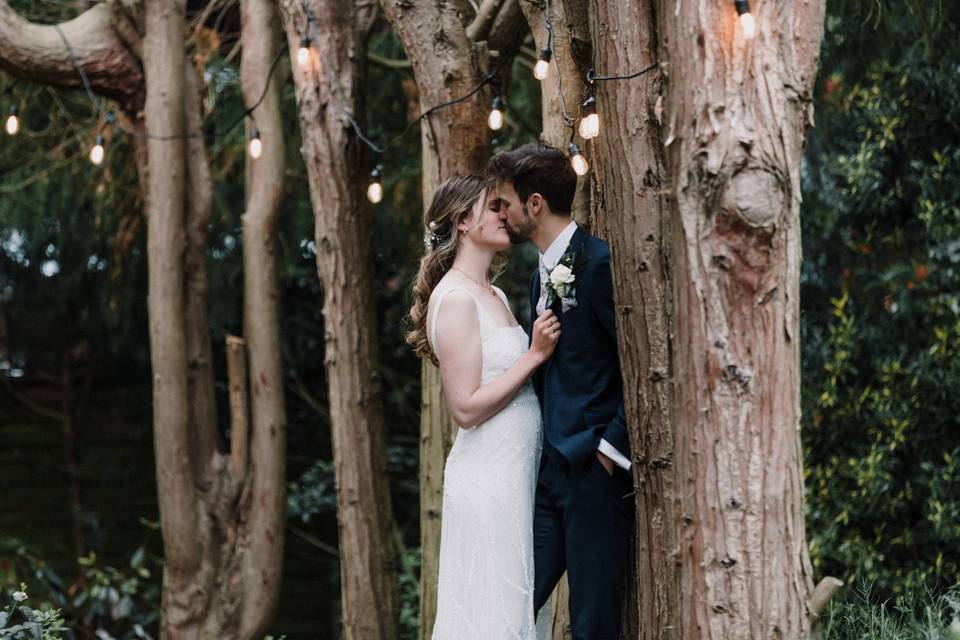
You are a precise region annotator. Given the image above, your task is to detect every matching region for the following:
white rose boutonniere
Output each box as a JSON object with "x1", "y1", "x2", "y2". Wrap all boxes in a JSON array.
[{"x1": 544, "y1": 246, "x2": 587, "y2": 313}]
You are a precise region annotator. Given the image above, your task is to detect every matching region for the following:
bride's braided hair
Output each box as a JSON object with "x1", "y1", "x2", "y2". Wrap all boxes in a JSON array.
[{"x1": 406, "y1": 174, "x2": 495, "y2": 365}]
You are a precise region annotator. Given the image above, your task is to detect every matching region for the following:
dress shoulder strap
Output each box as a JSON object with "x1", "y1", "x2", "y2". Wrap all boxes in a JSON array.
[{"x1": 429, "y1": 285, "x2": 481, "y2": 359}]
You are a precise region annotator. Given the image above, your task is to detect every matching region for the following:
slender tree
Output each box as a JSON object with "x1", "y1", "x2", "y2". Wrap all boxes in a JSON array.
[
  {"x1": 377, "y1": 2, "x2": 525, "y2": 636},
  {"x1": 276, "y1": 1, "x2": 399, "y2": 637}
]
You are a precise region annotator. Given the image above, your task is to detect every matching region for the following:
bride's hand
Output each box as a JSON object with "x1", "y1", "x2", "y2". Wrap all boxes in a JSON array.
[{"x1": 530, "y1": 310, "x2": 561, "y2": 363}]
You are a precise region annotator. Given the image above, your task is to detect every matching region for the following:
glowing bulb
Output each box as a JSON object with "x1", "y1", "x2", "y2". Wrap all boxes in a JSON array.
[
  {"x1": 89, "y1": 134, "x2": 105, "y2": 166},
  {"x1": 297, "y1": 37, "x2": 311, "y2": 69},
  {"x1": 248, "y1": 128, "x2": 262, "y2": 159},
  {"x1": 735, "y1": 0, "x2": 755, "y2": 39},
  {"x1": 367, "y1": 166, "x2": 383, "y2": 204},
  {"x1": 533, "y1": 48, "x2": 552, "y2": 81},
  {"x1": 5, "y1": 106, "x2": 18, "y2": 136},
  {"x1": 488, "y1": 97, "x2": 504, "y2": 131},
  {"x1": 367, "y1": 181, "x2": 383, "y2": 204},
  {"x1": 568, "y1": 143, "x2": 589, "y2": 176},
  {"x1": 578, "y1": 96, "x2": 599, "y2": 139}
]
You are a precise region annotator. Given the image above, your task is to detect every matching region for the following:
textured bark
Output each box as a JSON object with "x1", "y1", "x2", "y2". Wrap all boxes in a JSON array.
[
  {"x1": 237, "y1": 1, "x2": 287, "y2": 633},
  {"x1": 653, "y1": 0, "x2": 826, "y2": 637},
  {"x1": 278, "y1": 2, "x2": 398, "y2": 637},
  {"x1": 142, "y1": 3, "x2": 204, "y2": 633},
  {"x1": 377, "y1": 2, "x2": 498, "y2": 637},
  {"x1": 588, "y1": 2, "x2": 675, "y2": 638},
  {"x1": 0, "y1": 1, "x2": 144, "y2": 115},
  {"x1": 183, "y1": 63, "x2": 220, "y2": 482}
]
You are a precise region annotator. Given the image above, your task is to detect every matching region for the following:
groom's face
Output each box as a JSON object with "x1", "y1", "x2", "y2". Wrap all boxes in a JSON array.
[{"x1": 495, "y1": 180, "x2": 538, "y2": 245}]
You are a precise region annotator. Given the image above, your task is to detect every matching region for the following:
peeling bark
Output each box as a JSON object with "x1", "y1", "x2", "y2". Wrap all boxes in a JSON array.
[
  {"x1": 278, "y1": 1, "x2": 398, "y2": 637},
  {"x1": 589, "y1": 2, "x2": 675, "y2": 638},
  {"x1": 652, "y1": 0, "x2": 826, "y2": 636}
]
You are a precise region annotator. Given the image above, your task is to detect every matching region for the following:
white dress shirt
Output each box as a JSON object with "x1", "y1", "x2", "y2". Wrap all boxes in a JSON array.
[{"x1": 537, "y1": 221, "x2": 631, "y2": 471}]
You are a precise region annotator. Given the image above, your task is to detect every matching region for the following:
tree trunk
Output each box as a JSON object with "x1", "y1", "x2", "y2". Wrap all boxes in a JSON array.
[
  {"x1": 142, "y1": 3, "x2": 205, "y2": 634},
  {"x1": 237, "y1": 0, "x2": 287, "y2": 634},
  {"x1": 277, "y1": 2, "x2": 399, "y2": 637},
  {"x1": 588, "y1": 2, "x2": 674, "y2": 638},
  {"x1": 378, "y1": 2, "x2": 519, "y2": 636},
  {"x1": 652, "y1": 0, "x2": 826, "y2": 636},
  {"x1": 183, "y1": 62, "x2": 220, "y2": 483}
]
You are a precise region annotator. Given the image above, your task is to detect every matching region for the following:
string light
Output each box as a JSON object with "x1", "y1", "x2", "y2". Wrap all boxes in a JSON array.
[
  {"x1": 248, "y1": 127, "x2": 262, "y2": 159},
  {"x1": 488, "y1": 96, "x2": 505, "y2": 131},
  {"x1": 578, "y1": 96, "x2": 599, "y2": 139},
  {"x1": 568, "y1": 142, "x2": 588, "y2": 176},
  {"x1": 296, "y1": 36, "x2": 312, "y2": 69},
  {"x1": 735, "y1": 0, "x2": 755, "y2": 39},
  {"x1": 5, "y1": 105, "x2": 18, "y2": 136},
  {"x1": 89, "y1": 134, "x2": 105, "y2": 165},
  {"x1": 367, "y1": 165, "x2": 383, "y2": 204},
  {"x1": 533, "y1": 48, "x2": 552, "y2": 81}
]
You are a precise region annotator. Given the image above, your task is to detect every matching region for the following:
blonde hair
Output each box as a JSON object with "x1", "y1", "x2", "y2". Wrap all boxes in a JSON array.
[{"x1": 406, "y1": 174, "x2": 498, "y2": 364}]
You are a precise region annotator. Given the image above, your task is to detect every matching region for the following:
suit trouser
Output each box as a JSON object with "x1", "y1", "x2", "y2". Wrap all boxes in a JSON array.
[{"x1": 533, "y1": 448, "x2": 634, "y2": 640}]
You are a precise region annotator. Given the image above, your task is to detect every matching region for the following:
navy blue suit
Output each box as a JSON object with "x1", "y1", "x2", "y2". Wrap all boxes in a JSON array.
[{"x1": 530, "y1": 226, "x2": 634, "y2": 639}]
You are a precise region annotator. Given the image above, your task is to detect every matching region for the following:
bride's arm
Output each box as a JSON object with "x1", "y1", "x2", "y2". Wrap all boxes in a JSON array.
[{"x1": 435, "y1": 291, "x2": 560, "y2": 428}]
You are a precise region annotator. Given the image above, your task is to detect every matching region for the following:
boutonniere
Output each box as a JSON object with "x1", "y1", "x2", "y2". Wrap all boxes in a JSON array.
[{"x1": 544, "y1": 245, "x2": 588, "y2": 314}]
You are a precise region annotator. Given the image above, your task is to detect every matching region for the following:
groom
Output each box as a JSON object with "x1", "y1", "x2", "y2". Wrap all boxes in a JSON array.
[{"x1": 488, "y1": 143, "x2": 634, "y2": 639}]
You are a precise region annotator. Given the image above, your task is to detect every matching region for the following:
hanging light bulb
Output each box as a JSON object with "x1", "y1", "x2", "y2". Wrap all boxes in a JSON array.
[
  {"x1": 735, "y1": 0, "x2": 755, "y2": 39},
  {"x1": 367, "y1": 165, "x2": 384, "y2": 204},
  {"x1": 248, "y1": 127, "x2": 262, "y2": 159},
  {"x1": 578, "y1": 96, "x2": 600, "y2": 140},
  {"x1": 296, "y1": 36, "x2": 312, "y2": 69},
  {"x1": 89, "y1": 134, "x2": 105, "y2": 166},
  {"x1": 488, "y1": 96, "x2": 505, "y2": 131},
  {"x1": 533, "y1": 48, "x2": 552, "y2": 81},
  {"x1": 568, "y1": 143, "x2": 589, "y2": 176},
  {"x1": 5, "y1": 105, "x2": 18, "y2": 136}
]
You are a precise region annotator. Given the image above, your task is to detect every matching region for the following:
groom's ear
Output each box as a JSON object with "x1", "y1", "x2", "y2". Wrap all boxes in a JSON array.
[{"x1": 528, "y1": 193, "x2": 544, "y2": 216}]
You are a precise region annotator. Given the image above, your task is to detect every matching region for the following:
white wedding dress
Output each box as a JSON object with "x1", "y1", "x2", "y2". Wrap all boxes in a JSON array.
[{"x1": 428, "y1": 282, "x2": 543, "y2": 640}]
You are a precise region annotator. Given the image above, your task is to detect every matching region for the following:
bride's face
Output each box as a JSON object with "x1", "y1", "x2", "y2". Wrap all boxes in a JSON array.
[{"x1": 458, "y1": 188, "x2": 510, "y2": 251}]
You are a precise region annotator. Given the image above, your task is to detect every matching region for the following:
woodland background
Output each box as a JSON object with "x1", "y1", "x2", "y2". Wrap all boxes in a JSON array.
[{"x1": 1, "y1": 0, "x2": 959, "y2": 638}]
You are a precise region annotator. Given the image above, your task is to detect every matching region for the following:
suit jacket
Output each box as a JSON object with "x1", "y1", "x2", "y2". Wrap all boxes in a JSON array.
[{"x1": 529, "y1": 226, "x2": 629, "y2": 468}]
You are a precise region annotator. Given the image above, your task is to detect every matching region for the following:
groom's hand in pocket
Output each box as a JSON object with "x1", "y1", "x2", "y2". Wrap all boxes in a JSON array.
[{"x1": 596, "y1": 450, "x2": 615, "y2": 476}]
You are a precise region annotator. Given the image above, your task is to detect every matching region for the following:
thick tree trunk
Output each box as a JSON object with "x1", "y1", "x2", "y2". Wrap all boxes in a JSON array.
[
  {"x1": 278, "y1": 2, "x2": 398, "y2": 637},
  {"x1": 378, "y1": 3, "x2": 510, "y2": 637},
  {"x1": 652, "y1": 0, "x2": 826, "y2": 636},
  {"x1": 237, "y1": 1, "x2": 287, "y2": 634},
  {"x1": 588, "y1": 2, "x2": 675, "y2": 638}
]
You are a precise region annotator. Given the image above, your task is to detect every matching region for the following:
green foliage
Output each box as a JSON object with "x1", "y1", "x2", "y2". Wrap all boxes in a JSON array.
[
  {"x1": 801, "y1": 0, "x2": 960, "y2": 603},
  {"x1": 0, "y1": 540, "x2": 160, "y2": 639},
  {"x1": 822, "y1": 584, "x2": 960, "y2": 639},
  {"x1": 0, "y1": 584, "x2": 67, "y2": 640}
]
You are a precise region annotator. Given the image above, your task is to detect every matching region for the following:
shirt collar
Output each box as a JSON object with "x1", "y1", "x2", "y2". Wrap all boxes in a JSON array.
[{"x1": 539, "y1": 220, "x2": 578, "y2": 270}]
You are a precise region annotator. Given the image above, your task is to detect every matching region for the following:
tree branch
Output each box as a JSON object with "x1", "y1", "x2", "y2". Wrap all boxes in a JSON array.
[
  {"x1": 466, "y1": 0, "x2": 505, "y2": 42},
  {"x1": 0, "y1": 1, "x2": 144, "y2": 114}
]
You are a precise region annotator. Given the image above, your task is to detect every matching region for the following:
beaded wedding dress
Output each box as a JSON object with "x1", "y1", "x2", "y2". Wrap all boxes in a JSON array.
[{"x1": 428, "y1": 282, "x2": 543, "y2": 640}]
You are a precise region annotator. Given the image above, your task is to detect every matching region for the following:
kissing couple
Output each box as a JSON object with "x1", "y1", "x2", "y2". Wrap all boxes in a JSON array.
[{"x1": 407, "y1": 143, "x2": 635, "y2": 639}]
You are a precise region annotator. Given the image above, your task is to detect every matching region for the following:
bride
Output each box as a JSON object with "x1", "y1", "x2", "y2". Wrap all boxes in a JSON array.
[{"x1": 407, "y1": 175, "x2": 560, "y2": 638}]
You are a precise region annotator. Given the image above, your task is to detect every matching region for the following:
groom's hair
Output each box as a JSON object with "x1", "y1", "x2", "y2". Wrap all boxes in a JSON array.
[{"x1": 486, "y1": 143, "x2": 576, "y2": 215}]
